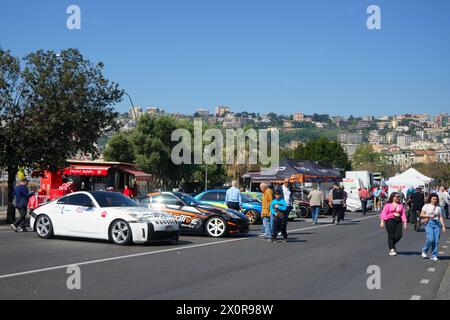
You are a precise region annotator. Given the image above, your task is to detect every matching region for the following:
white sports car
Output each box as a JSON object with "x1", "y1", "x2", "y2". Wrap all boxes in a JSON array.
[{"x1": 30, "y1": 191, "x2": 180, "y2": 245}]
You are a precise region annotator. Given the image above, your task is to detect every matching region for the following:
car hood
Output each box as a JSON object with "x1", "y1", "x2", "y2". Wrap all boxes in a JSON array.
[{"x1": 109, "y1": 206, "x2": 178, "y2": 222}]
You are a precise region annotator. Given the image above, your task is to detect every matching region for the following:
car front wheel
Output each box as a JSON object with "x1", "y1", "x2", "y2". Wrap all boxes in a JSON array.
[
  {"x1": 109, "y1": 220, "x2": 132, "y2": 245},
  {"x1": 245, "y1": 209, "x2": 260, "y2": 224},
  {"x1": 36, "y1": 215, "x2": 54, "y2": 239},
  {"x1": 205, "y1": 217, "x2": 227, "y2": 238}
]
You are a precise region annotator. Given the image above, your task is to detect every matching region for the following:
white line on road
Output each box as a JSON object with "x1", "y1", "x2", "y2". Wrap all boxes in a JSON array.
[
  {"x1": 420, "y1": 279, "x2": 430, "y2": 285},
  {"x1": 0, "y1": 214, "x2": 379, "y2": 281},
  {"x1": 427, "y1": 267, "x2": 436, "y2": 272},
  {"x1": 410, "y1": 295, "x2": 421, "y2": 300},
  {"x1": 0, "y1": 238, "x2": 248, "y2": 280},
  {"x1": 442, "y1": 246, "x2": 448, "y2": 249},
  {"x1": 439, "y1": 251, "x2": 444, "y2": 255}
]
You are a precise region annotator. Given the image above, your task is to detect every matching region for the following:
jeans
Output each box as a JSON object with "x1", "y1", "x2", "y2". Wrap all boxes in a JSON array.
[
  {"x1": 422, "y1": 220, "x2": 441, "y2": 258},
  {"x1": 271, "y1": 215, "x2": 282, "y2": 239},
  {"x1": 361, "y1": 199, "x2": 368, "y2": 214},
  {"x1": 445, "y1": 205, "x2": 449, "y2": 219},
  {"x1": 262, "y1": 217, "x2": 272, "y2": 238},
  {"x1": 14, "y1": 206, "x2": 28, "y2": 229},
  {"x1": 332, "y1": 204, "x2": 343, "y2": 222},
  {"x1": 311, "y1": 206, "x2": 321, "y2": 224},
  {"x1": 385, "y1": 218, "x2": 403, "y2": 251}
]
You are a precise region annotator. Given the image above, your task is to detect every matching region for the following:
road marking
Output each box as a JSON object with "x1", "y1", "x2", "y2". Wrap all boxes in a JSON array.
[
  {"x1": 428, "y1": 267, "x2": 436, "y2": 272},
  {"x1": 439, "y1": 251, "x2": 444, "y2": 255},
  {"x1": 0, "y1": 214, "x2": 378, "y2": 280},
  {"x1": 442, "y1": 246, "x2": 448, "y2": 249},
  {"x1": 287, "y1": 215, "x2": 378, "y2": 233},
  {"x1": 410, "y1": 295, "x2": 421, "y2": 300},
  {"x1": 420, "y1": 279, "x2": 430, "y2": 285},
  {"x1": 0, "y1": 238, "x2": 248, "y2": 280}
]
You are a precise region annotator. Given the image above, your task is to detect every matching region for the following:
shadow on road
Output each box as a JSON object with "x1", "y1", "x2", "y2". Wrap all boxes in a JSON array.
[{"x1": 396, "y1": 251, "x2": 421, "y2": 256}]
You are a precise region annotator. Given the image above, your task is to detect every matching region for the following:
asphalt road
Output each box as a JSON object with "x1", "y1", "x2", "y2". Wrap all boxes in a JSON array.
[{"x1": 0, "y1": 212, "x2": 449, "y2": 300}]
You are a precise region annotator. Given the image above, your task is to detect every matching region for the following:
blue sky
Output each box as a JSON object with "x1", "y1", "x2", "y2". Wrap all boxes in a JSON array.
[{"x1": 1, "y1": 0, "x2": 449, "y2": 116}]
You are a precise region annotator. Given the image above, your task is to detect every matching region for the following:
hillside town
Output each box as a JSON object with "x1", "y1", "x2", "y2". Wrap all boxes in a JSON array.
[{"x1": 113, "y1": 106, "x2": 450, "y2": 169}]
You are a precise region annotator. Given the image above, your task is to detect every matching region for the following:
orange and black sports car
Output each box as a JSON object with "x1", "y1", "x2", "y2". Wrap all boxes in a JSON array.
[{"x1": 134, "y1": 192, "x2": 250, "y2": 238}]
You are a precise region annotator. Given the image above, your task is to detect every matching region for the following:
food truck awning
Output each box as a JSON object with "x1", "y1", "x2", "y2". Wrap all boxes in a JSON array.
[
  {"x1": 121, "y1": 167, "x2": 152, "y2": 182},
  {"x1": 63, "y1": 165, "x2": 110, "y2": 176}
]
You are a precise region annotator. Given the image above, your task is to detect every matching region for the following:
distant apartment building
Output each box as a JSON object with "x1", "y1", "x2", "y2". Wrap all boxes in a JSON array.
[
  {"x1": 215, "y1": 106, "x2": 230, "y2": 117},
  {"x1": 356, "y1": 121, "x2": 371, "y2": 129},
  {"x1": 378, "y1": 115, "x2": 390, "y2": 121},
  {"x1": 397, "y1": 135, "x2": 413, "y2": 149},
  {"x1": 362, "y1": 116, "x2": 374, "y2": 121},
  {"x1": 377, "y1": 122, "x2": 389, "y2": 129},
  {"x1": 442, "y1": 138, "x2": 450, "y2": 145},
  {"x1": 437, "y1": 150, "x2": 450, "y2": 163},
  {"x1": 412, "y1": 150, "x2": 437, "y2": 164},
  {"x1": 222, "y1": 116, "x2": 241, "y2": 129},
  {"x1": 195, "y1": 108, "x2": 209, "y2": 117},
  {"x1": 147, "y1": 107, "x2": 165, "y2": 115},
  {"x1": 368, "y1": 131, "x2": 386, "y2": 144},
  {"x1": 338, "y1": 133, "x2": 363, "y2": 145},
  {"x1": 293, "y1": 113, "x2": 305, "y2": 122},
  {"x1": 130, "y1": 107, "x2": 143, "y2": 121}
]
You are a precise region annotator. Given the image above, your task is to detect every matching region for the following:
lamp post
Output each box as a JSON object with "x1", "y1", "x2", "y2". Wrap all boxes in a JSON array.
[{"x1": 123, "y1": 91, "x2": 138, "y2": 121}]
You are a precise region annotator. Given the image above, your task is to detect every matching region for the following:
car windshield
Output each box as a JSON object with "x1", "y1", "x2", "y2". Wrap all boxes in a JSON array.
[
  {"x1": 175, "y1": 193, "x2": 201, "y2": 206},
  {"x1": 91, "y1": 192, "x2": 138, "y2": 208}
]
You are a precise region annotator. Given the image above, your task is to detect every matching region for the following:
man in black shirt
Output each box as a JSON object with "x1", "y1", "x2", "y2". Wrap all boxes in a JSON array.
[{"x1": 409, "y1": 187, "x2": 425, "y2": 229}]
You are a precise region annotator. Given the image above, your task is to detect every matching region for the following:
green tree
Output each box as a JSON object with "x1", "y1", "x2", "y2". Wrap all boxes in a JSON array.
[
  {"x1": 103, "y1": 133, "x2": 135, "y2": 163},
  {"x1": 292, "y1": 137, "x2": 351, "y2": 170},
  {"x1": 0, "y1": 49, "x2": 122, "y2": 223},
  {"x1": 352, "y1": 144, "x2": 380, "y2": 169}
]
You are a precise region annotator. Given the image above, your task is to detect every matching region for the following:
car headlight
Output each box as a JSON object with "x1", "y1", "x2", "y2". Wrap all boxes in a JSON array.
[{"x1": 228, "y1": 212, "x2": 241, "y2": 219}]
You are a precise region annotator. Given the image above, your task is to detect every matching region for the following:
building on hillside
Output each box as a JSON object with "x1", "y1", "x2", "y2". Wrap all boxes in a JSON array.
[{"x1": 215, "y1": 106, "x2": 231, "y2": 117}]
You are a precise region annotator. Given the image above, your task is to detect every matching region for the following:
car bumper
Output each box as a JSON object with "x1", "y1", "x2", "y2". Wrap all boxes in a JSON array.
[
  {"x1": 130, "y1": 222, "x2": 180, "y2": 243},
  {"x1": 227, "y1": 220, "x2": 250, "y2": 235}
]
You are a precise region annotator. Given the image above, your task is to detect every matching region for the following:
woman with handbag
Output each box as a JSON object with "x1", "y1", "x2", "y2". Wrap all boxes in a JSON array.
[
  {"x1": 420, "y1": 194, "x2": 446, "y2": 261},
  {"x1": 379, "y1": 192, "x2": 408, "y2": 256}
]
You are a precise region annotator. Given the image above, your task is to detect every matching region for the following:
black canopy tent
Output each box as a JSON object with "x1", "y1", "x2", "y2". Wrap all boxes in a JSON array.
[{"x1": 241, "y1": 158, "x2": 342, "y2": 191}]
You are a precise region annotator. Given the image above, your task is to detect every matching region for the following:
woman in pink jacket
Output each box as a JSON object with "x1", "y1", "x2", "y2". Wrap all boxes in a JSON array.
[{"x1": 379, "y1": 192, "x2": 408, "y2": 256}]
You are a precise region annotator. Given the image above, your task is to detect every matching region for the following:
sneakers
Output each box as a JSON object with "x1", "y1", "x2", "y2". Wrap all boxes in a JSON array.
[
  {"x1": 389, "y1": 249, "x2": 397, "y2": 256},
  {"x1": 10, "y1": 224, "x2": 18, "y2": 232},
  {"x1": 430, "y1": 256, "x2": 439, "y2": 262},
  {"x1": 421, "y1": 252, "x2": 428, "y2": 259}
]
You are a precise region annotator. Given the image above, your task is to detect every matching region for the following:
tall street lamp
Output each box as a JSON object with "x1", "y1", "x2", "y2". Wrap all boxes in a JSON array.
[{"x1": 123, "y1": 91, "x2": 138, "y2": 121}]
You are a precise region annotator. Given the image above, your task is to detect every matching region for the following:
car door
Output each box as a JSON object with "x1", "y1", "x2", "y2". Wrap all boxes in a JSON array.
[{"x1": 63, "y1": 194, "x2": 99, "y2": 235}]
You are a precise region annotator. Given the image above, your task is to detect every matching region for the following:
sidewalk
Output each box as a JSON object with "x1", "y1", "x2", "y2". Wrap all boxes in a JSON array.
[{"x1": 436, "y1": 262, "x2": 450, "y2": 300}]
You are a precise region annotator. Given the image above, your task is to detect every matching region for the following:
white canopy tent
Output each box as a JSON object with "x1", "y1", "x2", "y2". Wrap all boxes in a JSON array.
[{"x1": 387, "y1": 168, "x2": 432, "y2": 195}]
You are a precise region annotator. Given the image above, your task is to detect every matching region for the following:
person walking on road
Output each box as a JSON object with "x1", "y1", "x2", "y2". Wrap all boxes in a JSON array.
[
  {"x1": 329, "y1": 183, "x2": 345, "y2": 225},
  {"x1": 437, "y1": 186, "x2": 449, "y2": 219},
  {"x1": 420, "y1": 194, "x2": 447, "y2": 261},
  {"x1": 280, "y1": 179, "x2": 293, "y2": 232},
  {"x1": 225, "y1": 180, "x2": 242, "y2": 211},
  {"x1": 359, "y1": 187, "x2": 371, "y2": 215},
  {"x1": 10, "y1": 178, "x2": 34, "y2": 232},
  {"x1": 373, "y1": 186, "x2": 383, "y2": 212},
  {"x1": 260, "y1": 182, "x2": 273, "y2": 239},
  {"x1": 341, "y1": 185, "x2": 347, "y2": 222},
  {"x1": 308, "y1": 187, "x2": 324, "y2": 224},
  {"x1": 379, "y1": 192, "x2": 408, "y2": 256},
  {"x1": 410, "y1": 187, "x2": 425, "y2": 229},
  {"x1": 270, "y1": 190, "x2": 288, "y2": 242}
]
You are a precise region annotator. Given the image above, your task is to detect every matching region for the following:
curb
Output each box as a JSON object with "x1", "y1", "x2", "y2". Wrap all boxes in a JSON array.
[{"x1": 435, "y1": 261, "x2": 450, "y2": 300}]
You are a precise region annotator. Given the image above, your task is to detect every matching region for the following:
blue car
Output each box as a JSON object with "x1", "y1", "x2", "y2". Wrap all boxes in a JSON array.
[{"x1": 194, "y1": 189, "x2": 262, "y2": 224}]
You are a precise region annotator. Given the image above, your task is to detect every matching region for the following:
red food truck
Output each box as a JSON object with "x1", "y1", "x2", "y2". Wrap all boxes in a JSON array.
[{"x1": 34, "y1": 160, "x2": 152, "y2": 205}]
